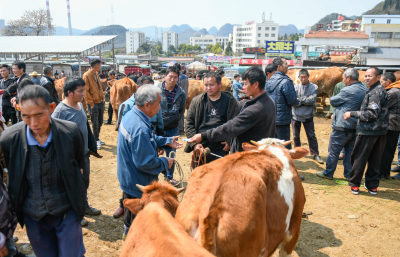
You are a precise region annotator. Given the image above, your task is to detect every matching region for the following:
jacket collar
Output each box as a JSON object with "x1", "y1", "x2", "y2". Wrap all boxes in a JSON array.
[
  {"x1": 368, "y1": 81, "x2": 380, "y2": 91},
  {"x1": 244, "y1": 91, "x2": 267, "y2": 108},
  {"x1": 132, "y1": 106, "x2": 151, "y2": 128}
]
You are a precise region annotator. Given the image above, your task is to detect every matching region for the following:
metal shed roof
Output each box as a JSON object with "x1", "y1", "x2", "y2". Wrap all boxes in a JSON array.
[{"x1": 0, "y1": 35, "x2": 117, "y2": 54}]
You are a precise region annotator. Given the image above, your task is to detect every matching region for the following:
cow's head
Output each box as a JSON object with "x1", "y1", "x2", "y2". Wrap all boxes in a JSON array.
[
  {"x1": 123, "y1": 181, "x2": 184, "y2": 216},
  {"x1": 242, "y1": 138, "x2": 308, "y2": 160}
]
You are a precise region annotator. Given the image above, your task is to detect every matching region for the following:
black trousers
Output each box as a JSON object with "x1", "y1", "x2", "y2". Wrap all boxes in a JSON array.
[
  {"x1": 90, "y1": 102, "x2": 105, "y2": 141},
  {"x1": 275, "y1": 124, "x2": 291, "y2": 149},
  {"x1": 122, "y1": 192, "x2": 137, "y2": 229},
  {"x1": 2, "y1": 106, "x2": 17, "y2": 125},
  {"x1": 107, "y1": 102, "x2": 113, "y2": 124},
  {"x1": 291, "y1": 119, "x2": 319, "y2": 155},
  {"x1": 379, "y1": 130, "x2": 400, "y2": 178},
  {"x1": 349, "y1": 134, "x2": 386, "y2": 189}
]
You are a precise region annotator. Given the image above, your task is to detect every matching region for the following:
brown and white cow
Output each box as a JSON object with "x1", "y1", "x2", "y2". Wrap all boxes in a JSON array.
[
  {"x1": 110, "y1": 77, "x2": 137, "y2": 129},
  {"x1": 175, "y1": 138, "x2": 307, "y2": 257},
  {"x1": 120, "y1": 182, "x2": 214, "y2": 257}
]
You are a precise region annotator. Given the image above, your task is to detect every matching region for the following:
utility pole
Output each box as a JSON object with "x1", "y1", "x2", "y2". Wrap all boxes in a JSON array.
[{"x1": 46, "y1": 0, "x2": 52, "y2": 35}]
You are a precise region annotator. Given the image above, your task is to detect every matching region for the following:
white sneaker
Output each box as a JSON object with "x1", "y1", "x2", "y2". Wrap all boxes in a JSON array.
[
  {"x1": 96, "y1": 141, "x2": 102, "y2": 150},
  {"x1": 99, "y1": 140, "x2": 105, "y2": 145}
]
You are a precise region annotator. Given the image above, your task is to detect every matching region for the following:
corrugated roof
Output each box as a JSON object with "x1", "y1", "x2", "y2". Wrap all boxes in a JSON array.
[
  {"x1": 0, "y1": 35, "x2": 117, "y2": 54},
  {"x1": 305, "y1": 31, "x2": 369, "y2": 39}
]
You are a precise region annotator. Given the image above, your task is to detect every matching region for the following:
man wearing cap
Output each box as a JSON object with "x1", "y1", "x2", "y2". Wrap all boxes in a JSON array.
[{"x1": 30, "y1": 72, "x2": 41, "y2": 85}]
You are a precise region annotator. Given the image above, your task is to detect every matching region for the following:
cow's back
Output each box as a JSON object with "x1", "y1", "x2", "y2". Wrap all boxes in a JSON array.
[
  {"x1": 186, "y1": 80, "x2": 205, "y2": 109},
  {"x1": 121, "y1": 202, "x2": 213, "y2": 257},
  {"x1": 309, "y1": 67, "x2": 344, "y2": 96}
]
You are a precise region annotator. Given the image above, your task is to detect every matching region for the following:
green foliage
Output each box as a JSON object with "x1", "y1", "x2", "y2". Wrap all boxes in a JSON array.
[
  {"x1": 137, "y1": 43, "x2": 151, "y2": 54},
  {"x1": 176, "y1": 43, "x2": 201, "y2": 54},
  {"x1": 224, "y1": 41, "x2": 233, "y2": 56},
  {"x1": 205, "y1": 44, "x2": 213, "y2": 52},
  {"x1": 211, "y1": 43, "x2": 223, "y2": 54}
]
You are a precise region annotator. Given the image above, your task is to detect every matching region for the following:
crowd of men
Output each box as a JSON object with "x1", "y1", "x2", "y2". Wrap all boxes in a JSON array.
[{"x1": 0, "y1": 56, "x2": 400, "y2": 256}]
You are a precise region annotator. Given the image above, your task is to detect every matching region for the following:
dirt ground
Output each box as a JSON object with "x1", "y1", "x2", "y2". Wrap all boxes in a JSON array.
[{"x1": 14, "y1": 116, "x2": 400, "y2": 257}]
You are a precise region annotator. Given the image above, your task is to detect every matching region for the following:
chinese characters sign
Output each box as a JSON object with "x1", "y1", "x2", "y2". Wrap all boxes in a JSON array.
[{"x1": 266, "y1": 41, "x2": 294, "y2": 54}]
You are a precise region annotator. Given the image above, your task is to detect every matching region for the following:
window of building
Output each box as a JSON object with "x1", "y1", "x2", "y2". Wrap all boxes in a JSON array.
[
  {"x1": 371, "y1": 19, "x2": 375, "y2": 24},
  {"x1": 265, "y1": 33, "x2": 269, "y2": 37},
  {"x1": 377, "y1": 32, "x2": 393, "y2": 39},
  {"x1": 258, "y1": 33, "x2": 261, "y2": 37},
  {"x1": 272, "y1": 33, "x2": 275, "y2": 37},
  {"x1": 272, "y1": 27, "x2": 276, "y2": 31},
  {"x1": 370, "y1": 32, "x2": 377, "y2": 38},
  {"x1": 258, "y1": 40, "x2": 260, "y2": 43},
  {"x1": 394, "y1": 32, "x2": 400, "y2": 39},
  {"x1": 258, "y1": 27, "x2": 261, "y2": 30},
  {"x1": 266, "y1": 27, "x2": 270, "y2": 30},
  {"x1": 387, "y1": 19, "x2": 391, "y2": 24}
]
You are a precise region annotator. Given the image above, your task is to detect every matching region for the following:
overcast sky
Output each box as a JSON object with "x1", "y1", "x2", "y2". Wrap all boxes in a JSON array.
[{"x1": 0, "y1": 0, "x2": 382, "y2": 30}]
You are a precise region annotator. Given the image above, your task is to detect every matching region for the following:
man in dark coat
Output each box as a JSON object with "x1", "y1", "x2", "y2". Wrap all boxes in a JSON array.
[
  {"x1": 0, "y1": 85, "x2": 86, "y2": 256},
  {"x1": 40, "y1": 66, "x2": 59, "y2": 104},
  {"x1": 189, "y1": 67, "x2": 275, "y2": 153}
]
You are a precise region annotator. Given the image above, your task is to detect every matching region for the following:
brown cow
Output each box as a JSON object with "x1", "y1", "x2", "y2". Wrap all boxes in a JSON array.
[
  {"x1": 110, "y1": 77, "x2": 137, "y2": 129},
  {"x1": 394, "y1": 71, "x2": 400, "y2": 81},
  {"x1": 54, "y1": 77, "x2": 67, "y2": 100},
  {"x1": 288, "y1": 67, "x2": 344, "y2": 104},
  {"x1": 175, "y1": 138, "x2": 307, "y2": 257},
  {"x1": 120, "y1": 182, "x2": 213, "y2": 257}
]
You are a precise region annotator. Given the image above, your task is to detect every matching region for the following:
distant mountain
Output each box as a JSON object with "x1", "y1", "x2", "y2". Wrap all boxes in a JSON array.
[
  {"x1": 208, "y1": 26, "x2": 218, "y2": 35},
  {"x1": 83, "y1": 24, "x2": 127, "y2": 48},
  {"x1": 311, "y1": 13, "x2": 353, "y2": 31},
  {"x1": 170, "y1": 24, "x2": 193, "y2": 34},
  {"x1": 363, "y1": 0, "x2": 400, "y2": 14},
  {"x1": 193, "y1": 28, "x2": 209, "y2": 37},
  {"x1": 278, "y1": 24, "x2": 302, "y2": 36},
  {"x1": 55, "y1": 26, "x2": 87, "y2": 35},
  {"x1": 217, "y1": 23, "x2": 234, "y2": 37}
]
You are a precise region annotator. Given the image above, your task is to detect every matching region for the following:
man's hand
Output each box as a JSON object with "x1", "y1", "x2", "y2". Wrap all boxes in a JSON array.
[
  {"x1": 166, "y1": 157, "x2": 174, "y2": 169},
  {"x1": 166, "y1": 136, "x2": 183, "y2": 149},
  {"x1": 343, "y1": 112, "x2": 351, "y2": 120},
  {"x1": 80, "y1": 168, "x2": 84, "y2": 175},
  {"x1": 194, "y1": 144, "x2": 204, "y2": 154},
  {"x1": 158, "y1": 148, "x2": 165, "y2": 155},
  {"x1": 11, "y1": 97, "x2": 16, "y2": 108},
  {"x1": 221, "y1": 142, "x2": 230, "y2": 152},
  {"x1": 188, "y1": 134, "x2": 202, "y2": 144}
]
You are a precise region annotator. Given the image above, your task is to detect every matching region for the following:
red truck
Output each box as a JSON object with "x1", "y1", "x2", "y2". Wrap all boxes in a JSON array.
[{"x1": 124, "y1": 65, "x2": 151, "y2": 76}]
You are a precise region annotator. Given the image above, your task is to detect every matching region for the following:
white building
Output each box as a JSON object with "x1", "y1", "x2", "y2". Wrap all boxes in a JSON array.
[
  {"x1": 126, "y1": 31, "x2": 145, "y2": 53},
  {"x1": 162, "y1": 31, "x2": 178, "y2": 52},
  {"x1": 190, "y1": 35, "x2": 230, "y2": 49},
  {"x1": 232, "y1": 19, "x2": 279, "y2": 53},
  {"x1": 361, "y1": 15, "x2": 400, "y2": 47}
]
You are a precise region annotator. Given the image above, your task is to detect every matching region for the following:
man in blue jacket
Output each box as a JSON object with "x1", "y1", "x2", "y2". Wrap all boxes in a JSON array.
[
  {"x1": 344, "y1": 67, "x2": 388, "y2": 195},
  {"x1": 266, "y1": 57, "x2": 297, "y2": 148},
  {"x1": 117, "y1": 84, "x2": 182, "y2": 236},
  {"x1": 317, "y1": 68, "x2": 367, "y2": 180}
]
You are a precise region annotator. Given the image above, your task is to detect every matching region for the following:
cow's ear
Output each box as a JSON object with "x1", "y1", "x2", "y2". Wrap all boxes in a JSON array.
[
  {"x1": 123, "y1": 199, "x2": 144, "y2": 214},
  {"x1": 289, "y1": 147, "x2": 309, "y2": 159},
  {"x1": 242, "y1": 142, "x2": 258, "y2": 151}
]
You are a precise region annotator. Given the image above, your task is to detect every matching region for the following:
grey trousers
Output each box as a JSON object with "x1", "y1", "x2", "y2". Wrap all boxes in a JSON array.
[{"x1": 90, "y1": 102, "x2": 105, "y2": 141}]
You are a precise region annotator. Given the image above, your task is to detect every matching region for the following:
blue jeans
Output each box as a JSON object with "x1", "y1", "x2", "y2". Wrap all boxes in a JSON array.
[
  {"x1": 24, "y1": 209, "x2": 85, "y2": 257},
  {"x1": 323, "y1": 129, "x2": 356, "y2": 178},
  {"x1": 276, "y1": 124, "x2": 291, "y2": 149},
  {"x1": 164, "y1": 127, "x2": 178, "y2": 179}
]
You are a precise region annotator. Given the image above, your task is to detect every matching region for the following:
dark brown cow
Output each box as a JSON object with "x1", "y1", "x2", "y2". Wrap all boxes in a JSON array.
[
  {"x1": 110, "y1": 77, "x2": 137, "y2": 129},
  {"x1": 120, "y1": 182, "x2": 213, "y2": 257},
  {"x1": 175, "y1": 138, "x2": 307, "y2": 257}
]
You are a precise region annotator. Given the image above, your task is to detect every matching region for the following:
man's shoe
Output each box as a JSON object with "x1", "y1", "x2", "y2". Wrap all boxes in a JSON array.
[
  {"x1": 105, "y1": 121, "x2": 112, "y2": 125},
  {"x1": 99, "y1": 140, "x2": 105, "y2": 145},
  {"x1": 316, "y1": 171, "x2": 333, "y2": 180},
  {"x1": 81, "y1": 218, "x2": 89, "y2": 227},
  {"x1": 85, "y1": 206, "x2": 101, "y2": 216},
  {"x1": 391, "y1": 166, "x2": 400, "y2": 172},
  {"x1": 338, "y1": 153, "x2": 344, "y2": 160},
  {"x1": 299, "y1": 175, "x2": 305, "y2": 181},
  {"x1": 351, "y1": 186, "x2": 360, "y2": 195},
  {"x1": 364, "y1": 183, "x2": 378, "y2": 195},
  {"x1": 392, "y1": 173, "x2": 400, "y2": 180},
  {"x1": 313, "y1": 155, "x2": 324, "y2": 164},
  {"x1": 168, "y1": 179, "x2": 180, "y2": 187},
  {"x1": 113, "y1": 207, "x2": 124, "y2": 219}
]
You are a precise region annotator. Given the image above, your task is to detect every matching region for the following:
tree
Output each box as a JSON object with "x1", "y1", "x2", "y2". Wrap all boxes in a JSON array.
[
  {"x1": 224, "y1": 42, "x2": 233, "y2": 56},
  {"x1": 206, "y1": 44, "x2": 213, "y2": 53},
  {"x1": 167, "y1": 45, "x2": 176, "y2": 56},
  {"x1": 3, "y1": 9, "x2": 54, "y2": 36},
  {"x1": 137, "y1": 43, "x2": 151, "y2": 54},
  {"x1": 211, "y1": 43, "x2": 223, "y2": 54},
  {"x1": 151, "y1": 42, "x2": 163, "y2": 56}
]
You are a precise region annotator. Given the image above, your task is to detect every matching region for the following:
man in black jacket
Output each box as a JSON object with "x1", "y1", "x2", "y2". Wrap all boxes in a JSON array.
[
  {"x1": 0, "y1": 85, "x2": 86, "y2": 256},
  {"x1": 0, "y1": 64, "x2": 17, "y2": 125},
  {"x1": 344, "y1": 67, "x2": 388, "y2": 195},
  {"x1": 185, "y1": 72, "x2": 240, "y2": 164},
  {"x1": 189, "y1": 67, "x2": 276, "y2": 153},
  {"x1": 40, "y1": 66, "x2": 59, "y2": 104}
]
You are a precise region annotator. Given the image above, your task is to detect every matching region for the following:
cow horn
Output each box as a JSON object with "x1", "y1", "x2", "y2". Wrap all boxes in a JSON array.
[
  {"x1": 282, "y1": 140, "x2": 293, "y2": 146},
  {"x1": 136, "y1": 184, "x2": 146, "y2": 192},
  {"x1": 177, "y1": 187, "x2": 185, "y2": 193},
  {"x1": 250, "y1": 140, "x2": 261, "y2": 146}
]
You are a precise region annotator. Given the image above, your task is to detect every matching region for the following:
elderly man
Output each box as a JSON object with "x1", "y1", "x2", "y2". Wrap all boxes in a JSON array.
[
  {"x1": 185, "y1": 72, "x2": 240, "y2": 165},
  {"x1": 83, "y1": 58, "x2": 105, "y2": 150},
  {"x1": 266, "y1": 57, "x2": 297, "y2": 148},
  {"x1": 0, "y1": 85, "x2": 86, "y2": 256},
  {"x1": 40, "y1": 66, "x2": 59, "y2": 105},
  {"x1": 117, "y1": 84, "x2": 182, "y2": 236},
  {"x1": 189, "y1": 67, "x2": 275, "y2": 153},
  {"x1": 344, "y1": 67, "x2": 388, "y2": 195},
  {"x1": 292, "y1": 69, "x2": 323, "y2": 164},
  {"x1": 317, "y1": 68, "x2": 367, "y2": 180},
  {"x1": 378, "y1": 72, "x2": 400, "y2": 180}
]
